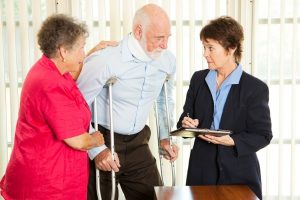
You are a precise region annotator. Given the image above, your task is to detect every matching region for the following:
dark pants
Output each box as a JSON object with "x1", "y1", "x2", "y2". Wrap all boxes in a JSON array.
[{"x1": 88, "y1": 125, "x2": 162, "y2": 200}]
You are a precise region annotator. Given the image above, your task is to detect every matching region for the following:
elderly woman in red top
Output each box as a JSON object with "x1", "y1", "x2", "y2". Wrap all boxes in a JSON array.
[{"x1": 0, "y1": 14, "x2": 105, "y2": 199}]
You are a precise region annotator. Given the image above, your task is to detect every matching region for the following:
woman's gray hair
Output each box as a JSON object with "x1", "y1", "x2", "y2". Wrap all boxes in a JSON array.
[{"x1": 37, "y1": 14, "x2": 88, "y2": 58}]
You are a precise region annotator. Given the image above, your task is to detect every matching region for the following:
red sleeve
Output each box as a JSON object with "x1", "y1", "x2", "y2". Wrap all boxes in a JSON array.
[{"x1": 43, "y1": 84, "x2": 88, "y2": 140}]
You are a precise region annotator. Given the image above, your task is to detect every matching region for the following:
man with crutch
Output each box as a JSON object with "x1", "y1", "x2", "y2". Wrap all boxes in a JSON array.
[{"x1": 77, "y1": 4, "x2": 179, "y2": 200}]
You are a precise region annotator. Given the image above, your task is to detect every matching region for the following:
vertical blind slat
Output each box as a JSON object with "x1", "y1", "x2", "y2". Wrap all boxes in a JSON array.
[
  {"x1": 278, "y1": 0, "x2": 285, "y2": 198},
  {"x1": 189, "y1": 0, "x2": 195, "y2": 77},
  {"x1": 201, "y1": 1, "x2": 208, "y2": 69},
  {"x1": 122, "y1": 0, "x2": 133, "y2": 36},
  {"x1": 71, "y1": 0, "x2": 80, "y2": 18},
  {"x1": 215, "y1": 0, "x2": 220, "y2": 17},
  {"x1": 32, "y1": 0, "x2": 42, "y2": 58},
  {"x1": 239, "y1": 0, "x2": 247, "y2": 72},
  {"x1": 32, "y1": 0, "x2": 42, "y2": 60},
  {"x1": 265, "y1": 0, "x2": 272, "y2": 198},
  {"x1": 46, "y1": 0, "x2": 56, "y2": 15},
  {"x1": 110, "y1": 0, "x2": 121, "y2": 40},
  {"x1": 19, "y1": 1, "x2": 30, "y2": 80},
  {"x1": 175, "y1": 0, "x2": 183, "y2": 186},
  {"x1": 175, "y1": 0, "x2": 183, "y2": 119},
  {"x1": 0, "y1": 6, "x2": 8, "y2": 178},
  {"x1": 251, "y1": 0, "x2": 257, "y2": 77},
  {"x1": 6, "y1": 0, "x2": 18, "y2": 145},
  {"x1": 98, "y1": 0, "x2": 106, "y2": 40},
  {"x1": 85, "y1": 0, "x2": 93, "y2": 51},
  {"x1": 290, "y1": 0, "x2": 298, "y2": 198}
]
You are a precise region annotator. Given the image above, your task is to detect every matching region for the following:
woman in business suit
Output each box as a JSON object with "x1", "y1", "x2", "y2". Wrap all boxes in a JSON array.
[{"x1": 177, "y1": 16, "x2": 272, "y2": 200}]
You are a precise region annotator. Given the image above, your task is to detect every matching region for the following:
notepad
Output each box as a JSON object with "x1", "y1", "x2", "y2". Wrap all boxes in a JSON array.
[{"x1": 170, "y1": 127, "x2": 232, "y2": 138}]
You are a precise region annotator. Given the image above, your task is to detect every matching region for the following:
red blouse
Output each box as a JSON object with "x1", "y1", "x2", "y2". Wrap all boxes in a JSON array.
[{"x1": 0, "y1": 55, "x2": 91, "y2": 199}]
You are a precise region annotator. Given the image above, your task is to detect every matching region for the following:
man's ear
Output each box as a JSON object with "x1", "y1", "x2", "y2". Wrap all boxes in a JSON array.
[{"x1": 133, "y1": 24, "x2": 143, "y2": 40}]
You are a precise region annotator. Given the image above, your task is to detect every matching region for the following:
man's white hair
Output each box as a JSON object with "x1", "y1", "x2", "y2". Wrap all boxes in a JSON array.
[
  {"x1": 132, "y1": 7, "x2": 150, "y2": 32},
  {"x1": 132, "y1": 4, "x2": 169, "y2": 33}
]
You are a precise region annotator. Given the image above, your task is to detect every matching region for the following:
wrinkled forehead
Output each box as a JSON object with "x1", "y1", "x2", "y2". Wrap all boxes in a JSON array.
[
  {"x1": 148, "y1": 11, "x2": 170, "y2": 26},
  {"x1": 146, "y1": 17, "x2": 171, "y2": 35}
]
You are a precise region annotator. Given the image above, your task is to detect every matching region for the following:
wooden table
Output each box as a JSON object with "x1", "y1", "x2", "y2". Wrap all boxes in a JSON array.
[{"x1": 154, "y1": 185, "x2": 259, "y2": 200}]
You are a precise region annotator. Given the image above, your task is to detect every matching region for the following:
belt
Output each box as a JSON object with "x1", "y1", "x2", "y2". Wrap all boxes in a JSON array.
[
  {"x1": 91, "y1": 123, "x2": 147, "y2": 137},
  {"x1": 97, "y1": 124, "x2": 113, "y2": 134},
  {"x1": 91, "y1": 122, "x2": 112, "y2": 134}
]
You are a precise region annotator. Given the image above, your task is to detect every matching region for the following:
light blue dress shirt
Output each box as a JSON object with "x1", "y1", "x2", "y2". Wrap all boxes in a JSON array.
[
  {"x1": 205, "y1": 64, "x2": 243, "y2": 130},
  {"x1": 77, "y1": 34, "x2": 176, "y2": 159}
]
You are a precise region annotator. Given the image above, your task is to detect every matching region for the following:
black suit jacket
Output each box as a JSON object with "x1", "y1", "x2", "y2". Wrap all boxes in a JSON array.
[{"x1": 177, "y1": 69, "x2": 272, "y2": 200}]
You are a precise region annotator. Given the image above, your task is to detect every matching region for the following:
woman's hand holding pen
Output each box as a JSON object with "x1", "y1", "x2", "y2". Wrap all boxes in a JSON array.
[
  {"x1": 181, "y1": 113, "x2": 234, "y2": 146},
  {"x1": 182, "y1": 113, "x2": 199, "y2": 128}
]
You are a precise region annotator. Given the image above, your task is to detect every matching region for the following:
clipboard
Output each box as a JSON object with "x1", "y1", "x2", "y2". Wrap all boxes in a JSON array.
[{"x1": 170, "y1": 127, "x2": 232, "y2": 138}]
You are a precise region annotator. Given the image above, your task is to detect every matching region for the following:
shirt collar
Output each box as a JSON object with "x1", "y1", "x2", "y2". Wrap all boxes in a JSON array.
[
  {"x1": 224, "y1": 63, "x2": 243, "y2": 85},
  {"x1": 205, "y1": 64, "x2": 243, "y2": 87},
  {"x1": 122, "y1": 33, "x2": 152, "y2": 63},
  {"x1": 40, "y1": 55, "x2": 72, "y2": 78},
  {"x1": 41, "y1": 54, "x2": 62, "y2": 74}
]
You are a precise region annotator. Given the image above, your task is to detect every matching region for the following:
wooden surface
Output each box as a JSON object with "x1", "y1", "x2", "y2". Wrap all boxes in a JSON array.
[{"x1": 154, "y1": 185, "x2": 259, "y2": 200}]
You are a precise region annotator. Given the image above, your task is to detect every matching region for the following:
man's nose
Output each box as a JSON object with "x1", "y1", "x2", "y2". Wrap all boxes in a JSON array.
[{"x1": 160, "y1": 39, "x2": 168, "y2": 49}]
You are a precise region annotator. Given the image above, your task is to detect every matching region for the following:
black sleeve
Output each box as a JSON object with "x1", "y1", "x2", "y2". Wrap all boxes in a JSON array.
[
  {"x1": 231, "y1": 82, "x2": 273, "y2": 157},
  {"x1": 177, "y1": 71, "x2": 205, "y2": 128}
]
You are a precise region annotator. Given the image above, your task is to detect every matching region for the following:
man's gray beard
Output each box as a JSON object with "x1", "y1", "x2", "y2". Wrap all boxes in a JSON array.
[
  {"x1": 147, "y1": 50, "x2": 165, "y2": 60},
  {"x1": 139, "y1": 37, "x2": 165, "y2": 60}
]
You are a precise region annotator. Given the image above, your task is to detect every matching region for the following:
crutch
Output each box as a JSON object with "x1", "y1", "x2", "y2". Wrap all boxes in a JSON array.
[
  {"x1": 155, "y1": 75, "x2": 176, "y2": 186},
  {"x1": 93, "y1": 99, "x2": 102, "y2": 200},
  {"x1": 95, "y1": 76, "x2": 118, "y2": 200},
  {"x1": 154, "y1": 102, "x2": 165, "y2": 185}
]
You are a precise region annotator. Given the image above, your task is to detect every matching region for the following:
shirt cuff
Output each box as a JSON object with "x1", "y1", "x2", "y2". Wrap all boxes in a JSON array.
[
  {"x1": 88, "y1": 145, "x2": 107, "y2": 160},
  {"x1": 159, "y1": 132, "x2": 169, "y2": 140}
]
